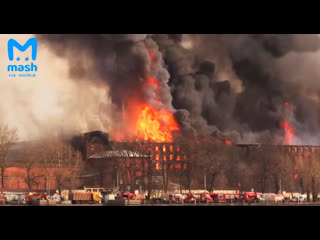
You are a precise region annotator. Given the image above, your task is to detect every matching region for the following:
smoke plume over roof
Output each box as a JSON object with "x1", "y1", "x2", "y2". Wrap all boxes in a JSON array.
[{"x1": 35, "y1": 34, "x2": 320, "y2": 144}]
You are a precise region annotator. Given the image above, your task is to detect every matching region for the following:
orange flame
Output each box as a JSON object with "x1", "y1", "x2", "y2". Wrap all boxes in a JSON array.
[
  {"x1": 111, "y1": 44, "x2": 180, "y2": 142},
  {"x1": 280, "y1": 121, "x2": 294, "y2": 145},
  {"x1": 135, "y1": 44, "x2": 179, "y2": 142},
  {"x1": 136, "y1": 105, "x2": 179, "y2": 142},
  {"x1": 163, "y1": 145, "x2": 166, "y2": 152},
  {"x1": 225, "y1": 139, "x2": 232, "y2": 145}
]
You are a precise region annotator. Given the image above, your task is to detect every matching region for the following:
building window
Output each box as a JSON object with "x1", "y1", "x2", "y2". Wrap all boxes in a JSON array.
[
  {"x1": 163, "y1": 145, "x2": 166, "y2": 152},
  {"x1": 184, "y1": 164, "x2": 187, "y2": 170},
  {"x1": 156, "y1": 163, "x2": 160, "y2": 170},
  {"x1": 177, "y1": 155, "x2": 181, "y2": 161},
  {"x1": 155, "y1": 146, "x2": 159, "y2": 152},
  {"x1": 163, "y1": 155, "x2": 167, "y2": 161},
  {"x1": 170, "y1": 145, "x2": 173, "y2": 152},
  {"x1": 177, "y1": 146, "x2": 180, "y2": 152},
  {"x1": 170, "y1": 155, "x2": 173, "y2": 161},
  {"x1": 184, "y1": 155, "x2": 187, "y2": 160},
  {"x1": 156, "y1": 154, "x2": 160, "y2": 161}
]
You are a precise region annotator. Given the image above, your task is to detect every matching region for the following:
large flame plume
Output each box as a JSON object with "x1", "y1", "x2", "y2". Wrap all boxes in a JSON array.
[
  {"x1": 135, "y1": 45, "x2": 179, "y2": 142},
  {"x1": 110, "y1": 41, "x2": 180, "y2": 142},
  {"x1": 280, "y1": 102, "x2": 294, "y2": 145}
]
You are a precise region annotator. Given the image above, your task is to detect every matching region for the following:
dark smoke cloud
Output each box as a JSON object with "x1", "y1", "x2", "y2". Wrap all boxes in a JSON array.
[
  {"x1": 38, "y1": 34, "x2": 320, "y2": 144},
  {"x1": 37, "y1": 34, "x2": 174, "y2": 138},
  {"x1": 37, "y1": 34, "x2": 152, "y2": 107},
  {"x1": 153, "y1": 34, "x2": 320, "y2": 144}
]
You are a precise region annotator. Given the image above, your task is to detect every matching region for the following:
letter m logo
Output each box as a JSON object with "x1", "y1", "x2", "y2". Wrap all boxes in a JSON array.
[{"x1": 8, "y1": 38, "x2": 37, "y2": 61}]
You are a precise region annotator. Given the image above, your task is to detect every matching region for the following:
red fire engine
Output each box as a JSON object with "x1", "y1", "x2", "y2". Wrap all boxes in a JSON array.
[
  {"x1": 210, "y1": 193, "x2": 242, "y2": 203},
  {"x1": 198, "y1": 193, "x2": 213, "y2": 203},
  {"x1": 0, "y1": 193, "x2": 6, "y2": 205},
  {"x1": 209, "y1": 192, "x2": 259, "y2": 203},
  {"x1": 241, "y1": 192, "x2": 259, "y2": 202},
  {"x1": 120, "y1": 192, "x2": 143, "y2": 200},
  {"x1": 184, "y1": 193, "x2": 197, "y2": 203},
  {"x1": 26, "y1": 193, "x2": 48, "y2": 205}
]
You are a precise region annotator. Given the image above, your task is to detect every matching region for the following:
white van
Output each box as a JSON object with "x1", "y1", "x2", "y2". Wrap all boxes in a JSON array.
[{"x1": 291, "y1": 194, "x2": 307, "y2": 202}]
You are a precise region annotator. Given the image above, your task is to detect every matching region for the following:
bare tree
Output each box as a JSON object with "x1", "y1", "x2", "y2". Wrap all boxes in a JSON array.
[
  {"x1": 37, "y1": 139, "x2": 56, "y2": 192},
  {"x1": 0, "y1": 124, "x2": 18, "y2": 189},
  {"x1": 309, "y1": 148, "x2": 320, "y2": 201},
  {"x1": 300, "y1": 147, "x2": 320, "y2": 201},
  {"x1": 37, "y1": 137, "x2": 82, "y2": 193},
  {"x1": 191, "y1": 136, "x2": 229, "y2": 192},
  {"x1": 55, "y1": 139, "x2": 82, "y2": 193},
  {"x1": 21, "y1": 142, "x2": 43, "y2": 191},
  {"x1": 112, "y1": 140, "x2": 141, "y2": 192}
]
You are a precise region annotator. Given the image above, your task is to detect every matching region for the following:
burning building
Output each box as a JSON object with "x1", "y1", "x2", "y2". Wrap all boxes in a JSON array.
[
  {"x1": 79, "y1": 130, "x2": 189, "y2": 193},
  {"x1": 4, "y1": 34, "x2": 320, "y2": 195}
]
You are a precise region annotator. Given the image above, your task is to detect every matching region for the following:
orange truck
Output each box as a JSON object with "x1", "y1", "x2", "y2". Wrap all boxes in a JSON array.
[{"x1": 69, "y1": 191, "x2": 102, "y2": 204}]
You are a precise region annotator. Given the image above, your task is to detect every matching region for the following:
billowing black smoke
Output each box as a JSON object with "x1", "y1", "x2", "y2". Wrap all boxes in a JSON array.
[
  {"x1": 37, "y1": 34, "x2": 320, "y2": 144},
  {"x1": 37, "y1": 34, "x2": 151, "y2": 107},
  {"x1": 153, "y1": 34, "x2": 320, "y2": 144}
]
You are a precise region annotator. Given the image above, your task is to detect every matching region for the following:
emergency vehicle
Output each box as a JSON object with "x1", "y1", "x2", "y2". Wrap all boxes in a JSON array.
[
  {"x1": 241, "y1": 192, "x2": 259, "y2": 202},
  {"x1": 0, "y1": 193, "x2": 6, "y2": 205},
  {"x1": 210, "y1": 192, "x2": 242, "y2": 203},
  {"x1": 120, "y1": 192, "x2": 144, "y2": 200},
  {"x1": 198, "y1": 193, "x2": 213, "y2": 203},
  {"x1": 26, "y1": 193, "x2": 48, "y2": 205}
]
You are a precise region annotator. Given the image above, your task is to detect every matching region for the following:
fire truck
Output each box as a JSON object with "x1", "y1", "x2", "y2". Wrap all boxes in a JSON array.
[
  {"x1": 209, "y1": 192, "x2": 259, "y2": 203},
  {"x1": 210, "y1": 192, "x2": 242, "y2": 203},
  {"x1": 26, "y1": 193, "x2": 48, "y2": 205},
  {"x1": 120, "y1": 192, "x2": 144, "y2": 200},
  {"x1": 241, "y1": 192, "x2": 259, "y2": 202},
  {"x1": 0, "y1": 193, "x2": 6, "y2": 205},
  {"x1": 198, "y1": 193, "x2": 213, "y2": 203},
  {"x1": 184, "y1": 193, "x2": 198, "y2": 203}
]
